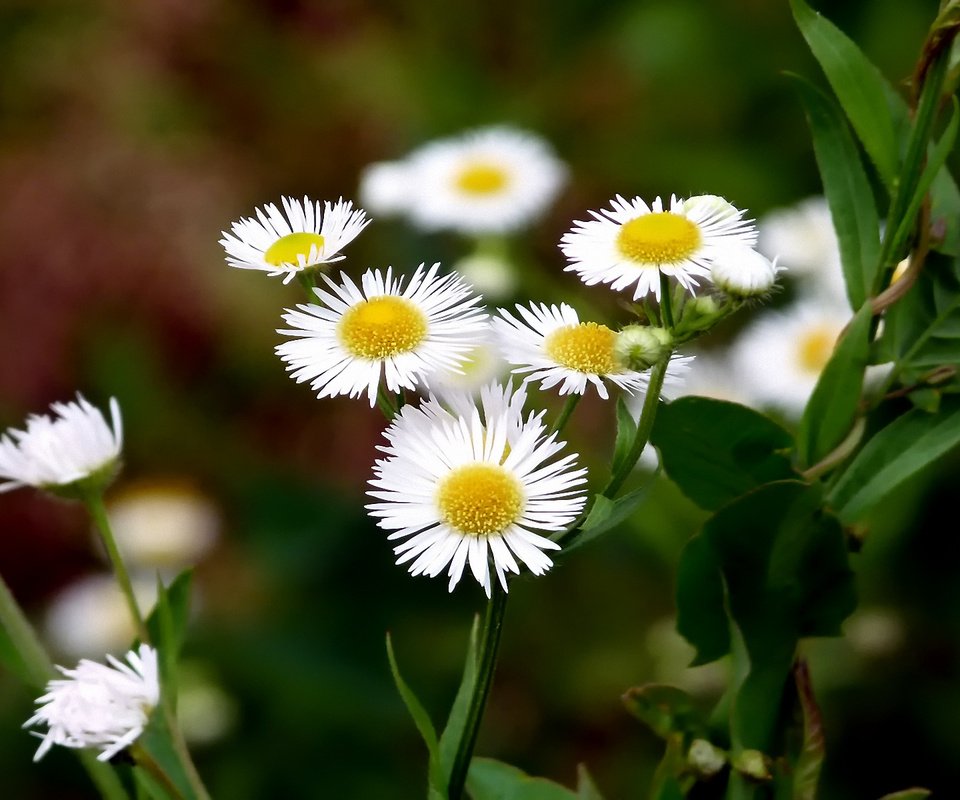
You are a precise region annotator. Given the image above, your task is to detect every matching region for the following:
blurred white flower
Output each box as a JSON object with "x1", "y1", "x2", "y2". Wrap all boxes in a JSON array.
[
  {"x1": 107, "y1": 482, "x2": 220, "y2": 570},
  {"x1": 403, "y1": 126, "x2": 567, "y2": 234},
  {"x1": 276, "y1": 264, "x2": 488, "y2": 406},
  {"x1": 25, "y1": 644, "x2": 159, "y2": 762},
  {"x1": 367, "y1": 382, "x2": 587, "y2": 597},
  {"x1": 426, "y1": 333, "x2": 510, "y2": 399},
  {"x1": 0, "y1": 395, "x2": 122, "y2": 495},
  {"x1": 358, "y1": 161, "x2": 411, "y2": 217},
  {"x1": 176, "y1": 662, "x2": 237, "y2": 746},
  {"x1": 220, "y1": 197, "x2": 370, "y2": 284},
  {"x1": 451, "y1": 252, "x2": 518, "y2": 299},
  {"x1": 561, "y1": 194, "x2": 757, "y2": 301},
  {"x1": 44, "y1": 574, "x2": 158, "y2": 660}
]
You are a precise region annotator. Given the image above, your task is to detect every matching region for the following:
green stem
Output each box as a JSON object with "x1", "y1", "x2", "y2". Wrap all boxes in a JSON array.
[
  {"x1": 163, "y1": 699, "x2": 213, "y2": 800},
  {"x1": 0, "y1": 573, "x2": 129, "y2": 800},
  {"x1": 377, "y1": 385, "x2": 397, "y2": 421},
  {"x1": 296, "y1": 269, "x2": 319, "y2": 298},
  {"x1": 549, "y1": 394, "x2": 581, "y2": 436},
  {"x1": 85, "y1": 494, "x2": 149, "y2": 644},
  {"x1": 447, "y1": 582, "x2": 509, "y2": 800},
  {"x1": 659, "y1": 272, "x2": 675, "y2": 329}
]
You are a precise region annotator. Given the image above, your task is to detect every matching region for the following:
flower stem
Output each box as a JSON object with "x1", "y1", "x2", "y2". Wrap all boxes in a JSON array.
[
  {"x1": 377, "y1": 385, "x2": 398, "y2": 421},
  {"x1": 163, "y1": 698, "x2": 213, "y2": 800},
  {"x1": 447, "y1": 582, "x2": 509, "y2": 800},
  {"x1": 84, "y1": 493, "x2": 149, "y2": 644},
  {"x1": 659, "y1": 272, "x2": 675, "y2": 329},
  {"x1": 0, "y1": 573, "x2": 130, "y2": 800},
  {"x1": 549, "y1": 393, "x2": 581, "y2": 436}
]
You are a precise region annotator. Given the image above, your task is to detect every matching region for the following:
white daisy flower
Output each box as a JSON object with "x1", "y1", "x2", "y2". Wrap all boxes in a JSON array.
[
  {"x1": 276, "y1": 263, "x2": 488, "y2": 406},
  {"x1": 358, "y1": 161, "x2": 411, "y2": 217},
  {"x1": 0, "y1": 395, "x2": 122, "y2": 495},
  {"x1": 493, "y1": 302, "x2": 653, "y2": 399},
  {"x1": 220, "y1": 196, "x2": 370, "y2": 284},
  {"x1": 367, "y1": 382, "x2": 587, "y2": 597},
  {"x1": 729, "y1": 299, "x2": 850, "y2": 417},
  {"x1": 24, "y1": 644, "x2": 160, "y2": 762},
  {"x1": 404, "y1": 126, "x2": 567, "y2": 234},
  {"x1": 560, "y1": 193, "x2": 757, "y2": 301}
]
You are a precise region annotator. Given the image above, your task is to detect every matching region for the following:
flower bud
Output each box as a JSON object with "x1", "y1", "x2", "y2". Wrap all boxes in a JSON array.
[
  {"x1": 452, "y1": 253, "x2": 517, "y2": 299},
  {"x1": 614, "y1": 325, "x2": 673, "y2": 371},
  {"x1": 710, "y1": 246, "x2": 779, "y2": 297},
  {"x1": 732, "y1": 749, "x2": 772, "y2": 781},
  {"x1": 688, "y1": 738, "x2": 727, "y2": 778}
]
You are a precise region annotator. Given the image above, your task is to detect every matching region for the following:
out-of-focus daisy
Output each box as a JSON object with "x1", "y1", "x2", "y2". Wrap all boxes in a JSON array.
[
  {"x1": 425, "y1": 333, "x2": 509, "y2": 400},
  {"x1": 404, "y1": 126, "x2": 567, "y2": 234},
  {"x1": 560, "y1": 194, "x2": 757, "y2": 301},
  {"x1": 276, "y1": 264, "x2": 488, "y2": 406},
  {"x1": 729, "y1": 299, "x2": 850, "y2": 417},
  {"x1": 107, "y1": 481, "x2": 220, "y2": 570},
  {"x1": 710, "y1": 246, "x2": 780, "y2": 298},
  {"x1": 358, "y1": 161, "x2": 411, "y2": 217},
  {"x1": 493, "y1": 302, "x2": 653, "y2": 399},
  {"x1": 367, "y1": 382, "x2": 587, "y2": 597},
  {"x1": 451, "y1": 252, "x2": 518, "y2": 299},
  {"x1": 671, "y1": 350, "x2": 751, "y2": 405},
  {"x1": 24, "y1": 644, "x2": 159, "y2": 762},
  {"x1": 0, "y1": 395, "x2": 122, "y2": 495},
  {"x1": 44, "y1": 574, "x2": 158, "y2": 660},
  {"x1": 220, "y1": 196, "x2": 369, "y2": 284},
  {"x1": 176, "y1": 662, "x2": 237, "y2": 746}
]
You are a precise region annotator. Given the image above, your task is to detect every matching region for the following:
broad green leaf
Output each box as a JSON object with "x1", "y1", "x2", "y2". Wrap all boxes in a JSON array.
[
  {"x1": 439, "y1": 615, "x2": 480, "y2": 785},
  {"x1": 789, "y1": 0, "x2": 899, "y2": 185},
  {"x1": 466, "y1": 758, "x2": 578, "y2": 800},
  {"x1": 137, "y1": 706, "x2": 199, "y2": 800},
  {"x1": 675, "y1": 534, "x2": 729, "y2": 665},
  {"x1": 828, "y1": 397, "x2": 960, "y2": 521},
  {"x1": 651, "y1": 397, "x2": 795, "y2": 510},
  {"x1": 796, "y1": 303, "x2": 873, "y2": 468},
  {"x1": 791, "y1": 76, "x2": 881, "y2": 308},
  {"x1": 561, "y1": 487, "x2": 649, "y2": 556},
  {"x1": 622, "y1": 684, "x2": 706, "y2": 740},
  {"x1": 576, "y1": 765, "x2": 605, "y2": 800},
  {"x1": 611, "y1": 395, "x2": 638, "y2": 476},
  {"x1": 877, "y1": 790, "x2": 931, "y2": 800},
  {"x1": 385, "y1": 633, "x2": 443, "y2": 793}
]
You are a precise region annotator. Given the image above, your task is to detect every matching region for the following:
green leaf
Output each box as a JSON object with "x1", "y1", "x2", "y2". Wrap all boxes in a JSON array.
[
  {"x1": 561, "y1": 487, "x2": 649, "y2": 556},
  {"x1": 132, "y1": 767, "x2": 180, "y2": 800},
  {"x1": 575, "y1": 765, "x2": 605, "y2": 800},
  {"x1": 0, "y1": 624, "x2": 35, "y2": 686},
  {"x1": 651, "y1": 397, "x2": 795, "y2": 510},
  {"x1": 877, "y1": 791, "x2": 932, "y2": 800},
  {"x1": 675, "y1": 534, "x2": 729, "y2": 665},
  {"x1": 789, "y1": 0, "x2": 899, "y2": 185},
  {"x1": 136, "y1": 708, "x2": 199, "y2": 800},
  {"x1": 145, "y1": 570, "x2": 193, "y2": 700},
  {"x1": 796, "y1": 303, "x2": 873, "y2": 468},
  {"x1": 791, "y1": 659, "x2": 825, "y2": 800},
  {"x1": 828, "y1": 396, "x2": 960, "y2": 521},
  {"x1": 611, "y1": 395, "x2": 638, "y2": 476},
  {"x1": 385, "y1": 633, "x2": 443, "y2": 793},
  {"x1": 621, "y1": 684, "x2": 706, "y2": 740},
  {"x1": 466, "y1": 758, "x2": 578, "y2": 800},
  {"x1": 791, "y1": 76, "x2": 881, "y2": 307},
  {"x1": 439, "y1": 615, "x2": 480, "y2": 786}
]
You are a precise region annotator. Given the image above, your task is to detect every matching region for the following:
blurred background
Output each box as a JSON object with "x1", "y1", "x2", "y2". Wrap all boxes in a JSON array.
[{"x1": 1, "y1": 0, "x2": 957, "y2": 798}]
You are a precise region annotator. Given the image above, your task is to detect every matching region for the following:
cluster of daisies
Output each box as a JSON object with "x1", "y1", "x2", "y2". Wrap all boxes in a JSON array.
[{"x1": 0, "y1": 124, "x2": 780, "y2": 765}]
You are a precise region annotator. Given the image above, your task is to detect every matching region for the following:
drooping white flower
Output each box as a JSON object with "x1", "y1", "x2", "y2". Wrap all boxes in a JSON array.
[
  {"x1": 220, "y1": 196, "x2": 370, "y2": 284},
  {"x1": 710, "y1": 246, "x2": 781, "y2": 297},
  {"x1": 0, "y1": 395, "x2": 122, "y2": 495},
  {"x1": 403, "y1": 126, "x2": 567, "y2": 234},
  {"x1": 560, "y1": 193, "x2": 757, "y2": 301},
  {"x1": 367, "y1": 382, "x2": 587, "y2": 597},
  {"x1": 493, "y1": 302, "x2": 654, "y2": 399},
  {"x1": 276, "y1": 264, "x2": 488, "y2": 406},
  {"x1": 24, "y1": 644, "x2": 160, "y2": 762}
]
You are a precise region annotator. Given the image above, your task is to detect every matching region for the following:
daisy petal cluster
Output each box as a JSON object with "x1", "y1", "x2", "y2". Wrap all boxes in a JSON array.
[
  {"x1": 0, "y1": 395, "x2": 122, "y2": 495},
  {"x1": 220, "y1": 196, "x2": 370, "y2": 284},
  {"x1": 276, "y1": 263, "x2": 488, "y2": 406},
  {"x1": 359, "y1": 126, "x2": 567, "y2": 235},
  {"x1": 24, "y1": 644, "x2": 160, "y2": 762},
  {"x1": 367, "y1": 382, "x2": 587, "y2": 597},
  {"x1": 560, "y1": 193, "x2": 758, "y2": 300},
  {"x1": 493, "y1": 302, "x2": 653, "y2": 399}
]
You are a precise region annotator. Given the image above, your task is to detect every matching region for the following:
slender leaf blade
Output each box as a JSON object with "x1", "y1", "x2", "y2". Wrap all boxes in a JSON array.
[
  {"x1": 612, "y1": 395, "x2": 638, "y2": 476},
  {"x1": 439, "y1": 615, "x2": 481, "y2": 784},
  {"x1": 562, "y1": 487, "x2": 649, "y2": 556}
]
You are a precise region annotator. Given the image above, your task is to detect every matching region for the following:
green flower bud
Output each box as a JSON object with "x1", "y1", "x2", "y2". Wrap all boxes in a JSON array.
[
  {"x1": 614, "y1": 325, "x2": 673, "y2": 371},
  {"x1": 732, "y1": 749, "x2": 772, "y2": 782},
  {"x1": 687, "y1": 738, "x2": 727, "y2": 778}
]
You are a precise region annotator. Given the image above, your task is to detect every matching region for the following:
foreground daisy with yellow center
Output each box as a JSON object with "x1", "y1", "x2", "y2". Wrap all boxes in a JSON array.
[
  {"x1": 493, "y1": 302, "x2": 653, "y2": 399},
  {"x1": 560, "y1": 194, "x2": 758, "y2": 300},
  {"x1": 275, "y1": 264, "x2": 488, "y2": 406},
  {"x1": 367, "y1": 382, "x2": 587, "y2": 596},
  {"x1": 220, "y1": 196, "x2": 370, "y2": 284}
]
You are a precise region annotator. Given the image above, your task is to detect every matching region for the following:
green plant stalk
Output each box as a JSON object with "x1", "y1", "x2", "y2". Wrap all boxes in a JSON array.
[
  {"x1": 446, "y1": 582, "x2": 509, "y2": 800},
  {"x1": 85, "y1": 493, "x2": 149, "y2": 644},
  {"x1": 163, "y1": 698, "x2": 214, "y2": 800},
  {"x1": 549, "y1": 393, "x2": 582, "y2": 436},
  {"x1": 377, "y1": 385, "x2": 398, "y2": 421},
  {"x1": 659, "y1": 272, "x2": 675, "y2": 329},
  {"x1": 1, "y1": 573, "x2": 129, "y2": 800}
]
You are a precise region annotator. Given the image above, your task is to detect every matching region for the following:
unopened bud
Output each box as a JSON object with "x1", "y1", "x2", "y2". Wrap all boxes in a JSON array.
[
  {"x1": 732, "y1": 749, "x2": 771, "y2": 782},
  {"x1": 683, "y1": 194, "x2": 742, "y2": 222},
  {"x1": 688, "y1": 738, "x2": 726, "y2": 778},
  {"x1": 710, "y1": 246, "x2": 779, "y2": 297},
  {"x1": 614, "y1": 325, "x2": 673, "y2": 371}
]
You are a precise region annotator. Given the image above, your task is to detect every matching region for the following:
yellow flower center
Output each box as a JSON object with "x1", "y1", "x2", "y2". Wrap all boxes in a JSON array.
[
  {"x1": 338, "y1": 296, "x2": 428, "y2": 359},
  {"x1": 797, "y1": 324, "x2": 839, "y2": 373},
  {"x1": 616, "y1": 212, "x2": 701, "y2": 265},
  {"x1": 545, "y1": 322, "x2": 619, "y2": 374},
  {"x1": 437, "y1": 463, "x2": 524, "y2": 536},
  {"x1": 455, "y1": 163, "x2": 509, "y2": 195},
  {"x1": 264, "y1": 232, "x2": 326, "y2": 266}
]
